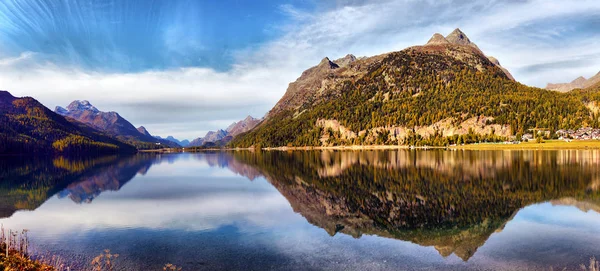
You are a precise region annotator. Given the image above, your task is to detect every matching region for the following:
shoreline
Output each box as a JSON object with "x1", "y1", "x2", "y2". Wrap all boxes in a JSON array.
[{"x1": 141, "y1": 140, "x2": 600, "y2": 152}]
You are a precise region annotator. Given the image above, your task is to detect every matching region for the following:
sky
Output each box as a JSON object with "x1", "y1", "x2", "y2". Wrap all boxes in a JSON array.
[{"x1": 1, "y1": 0, "x2": 600, "y2": 140}]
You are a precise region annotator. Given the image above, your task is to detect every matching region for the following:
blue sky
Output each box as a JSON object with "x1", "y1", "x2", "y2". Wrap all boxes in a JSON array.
[
  {"x1": 0, "y1": 0, "x2": 312, "y2": 72},
  {"x1": 1, "y1": 0, "x2": 600, "y2": 140}
]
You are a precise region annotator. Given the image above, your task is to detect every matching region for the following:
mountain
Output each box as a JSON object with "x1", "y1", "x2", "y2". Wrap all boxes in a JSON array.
[
  {"x1": 138, "y1": 127, "x2": 181, "y2": 148},
  {"x1": 155, "y1": 136, "x2": 190, "y2": 147},
  {"x1": 56, "y1": 100, "x2": 179, "y2": 148},
  {"x1": 188, "y1": 116, "x2": 261, "y2": 147},
  {"x1": 0, "y1": 91, "x2": 136, "y2": 155},
  {"x1": 226, "y1": 116, "x2": 262, "y2": 137},
  {"x1": 189, "y1": 129, "x2": 228, "y2": 147},
  {"x1": 546, "y1": 72, "x2": 600, "y2": 92},
  {"x1": 231, "y1": 28, "x2": 598, "y2": 148},
  {"x1": 427, "y1": 29, "x2": 514, "y2": 81},
  {"x1": 188, "y1": 137, "x2": 204, "y2": 147},
  {"x1": 137, "y1": 126, "x2": 152, "y2": 137},
  {"x1": 264, "y1": 55, "x2": 356, "y2": 119}
]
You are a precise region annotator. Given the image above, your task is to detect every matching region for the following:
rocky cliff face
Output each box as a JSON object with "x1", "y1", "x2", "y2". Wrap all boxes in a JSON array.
[{"x1": 265, "y1": 54, "x2": 362, "y2": 118}]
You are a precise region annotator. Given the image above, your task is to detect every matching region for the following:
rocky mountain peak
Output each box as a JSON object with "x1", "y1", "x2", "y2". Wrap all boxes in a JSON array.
[
  {"x1": 571, "y1": 76, "x2": 587, "y2": 84},
  {"x1": 426, "y1": 33, "x2": 450, "y2": 45},
  {"x1": 445, "y1": 28, "x2": 472, "y2": 46},
  {"x1": 333, "y1": 54, "x2": 357, "y2": 67},
  {"x1": 66, "y1": 100, "x2": 100, "y2": 114},
  {"x1": 137, "y1": 126, "x2": 151, "y2": 137},
  {"x1": 319, "y1": 57, "x2": 340, "y2": 69},
  {"x1": 226, "y1": 115, "x2": 261, "y2": 136},
  {"x1": 423, "y1": 28, "x2": 483, "y2": 55}
]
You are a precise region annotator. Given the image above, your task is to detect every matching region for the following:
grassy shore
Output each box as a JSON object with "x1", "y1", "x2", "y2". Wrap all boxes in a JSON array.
[
  {"x1": 0, "y1": 229, "x2": 54, "y2": 271},
  {"x1": 451, "y1": 140, "x2": 600, "y2": 150}
]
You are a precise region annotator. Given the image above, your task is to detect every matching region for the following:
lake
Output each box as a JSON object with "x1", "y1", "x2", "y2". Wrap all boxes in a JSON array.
[{"x1": 1, "y1": 150, "x2": 600, "y2": 270}]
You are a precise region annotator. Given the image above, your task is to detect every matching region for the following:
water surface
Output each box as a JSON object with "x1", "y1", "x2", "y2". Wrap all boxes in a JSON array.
[{"x1": 0, "y1": 150, "x2": 599, "y2": 270}]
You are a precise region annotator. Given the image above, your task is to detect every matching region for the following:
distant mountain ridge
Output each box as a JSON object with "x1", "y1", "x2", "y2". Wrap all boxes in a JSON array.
[
  {"x1": 55, "y1": 100, "x2": 179, "y2": 148},
  {"x1": 189, "y1": 129, "x2": 228, "y2": 147},
  {"x1": 546, "y1": 72, "x2": 600, "y2": 92},
  {"x1": 189, "y1": 116, "x2": 261, "y2": 147},
  {"x1": 155, "y1": 136, "x2": 190, "y2": 147},
  {"x1": 226, "y1": 116, "x2": 262, "y2": 137}
]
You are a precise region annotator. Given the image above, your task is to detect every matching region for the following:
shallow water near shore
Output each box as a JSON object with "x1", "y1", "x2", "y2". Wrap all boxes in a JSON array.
[{"x1": 0, "y1": 150, "x2": 600, "y2": 270}]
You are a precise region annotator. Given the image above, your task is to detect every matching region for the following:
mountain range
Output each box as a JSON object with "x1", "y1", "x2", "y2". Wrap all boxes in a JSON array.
[
  {"x1": 55, "y1": 100, "x2": 179, "y2": 148},
  {"x1": 546, "y1": 72, "x2": 600, "y2": 92},
  {"x1": 154, "y1": 135, "x2": 190, "y2": 147},
  {"x1": 0, "y1": 91, "x2": 135, "y2": 155},
  {"x1": 188, "y1": 116, "x2": 261, "y2": 147},
  {"x1": 231, "y1": 28, "x2": 600, "y2": 148},
  {"x1": 6, "y1": 28, "x2": 600, "y2": 153}
]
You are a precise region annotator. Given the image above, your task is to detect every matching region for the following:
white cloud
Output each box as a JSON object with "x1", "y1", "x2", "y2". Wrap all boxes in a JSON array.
[
  {"x1": 0, "y1": 189, "x2": 298, "y2": 236},
  {"x1": 0, "y1": 57, "x2": 287, "y2": 139}
]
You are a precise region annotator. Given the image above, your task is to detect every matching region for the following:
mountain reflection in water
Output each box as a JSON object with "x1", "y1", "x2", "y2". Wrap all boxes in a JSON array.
[
  {"x1": 0, "y1": 150, "x2": 599, "y2": 269},
  {"x1": 229, "y1": 150, "x2": 600, "y2": 261}
]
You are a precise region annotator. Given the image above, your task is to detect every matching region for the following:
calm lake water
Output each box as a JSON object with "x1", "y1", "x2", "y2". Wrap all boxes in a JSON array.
[{"x1": 1, "y1": 150, "x2": 600, "y2": 270}]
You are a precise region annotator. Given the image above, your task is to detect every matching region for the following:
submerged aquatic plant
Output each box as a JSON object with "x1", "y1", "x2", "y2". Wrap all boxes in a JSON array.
[
  {"x1": 91, "y1": 249, "x2": 119, "y2": 271},
  {"x1": 581, "y1": 257, "x2": 600, "y2": 271},
  {"x1": 163, "y1": 263, "x2": 182, "y2": 271}
]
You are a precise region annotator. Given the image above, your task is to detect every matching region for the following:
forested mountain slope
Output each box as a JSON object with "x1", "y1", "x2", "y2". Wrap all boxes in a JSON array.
[{"x1": 232, "y1": 29, "x2": 598, "y2": 148}]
